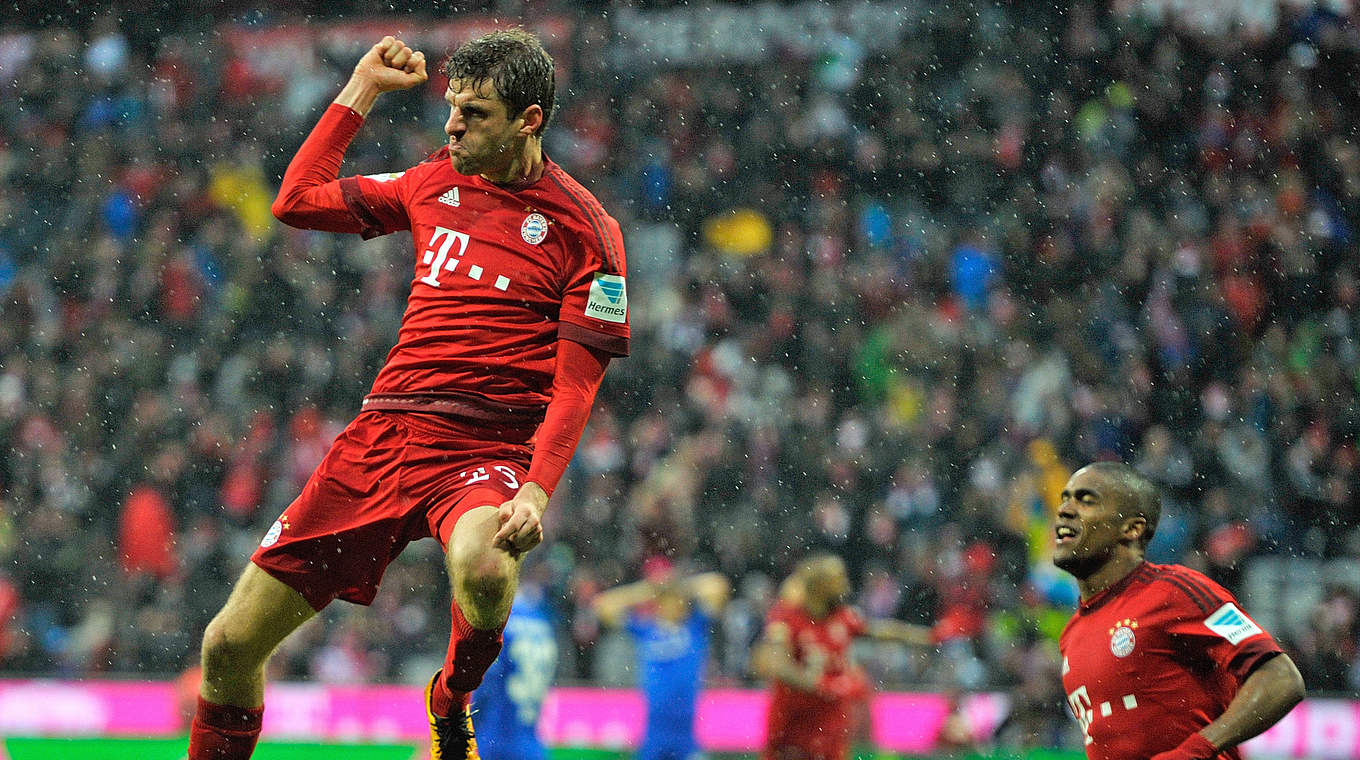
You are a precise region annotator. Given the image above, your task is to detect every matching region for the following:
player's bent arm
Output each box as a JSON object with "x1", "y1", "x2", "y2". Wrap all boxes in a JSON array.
[
  {"x1": 1192, "y1": 653, "x2": 1305, "y2": 756},
  {"x1": 752, "y1": 622, "x2": 821, "y2": 693},
  {"x1": 522, "y1": 340, "x2": 611, "y2": 499},
  {"x1": 866, "y1": 618, "x2": 935, "y2": 647},
  {"x1": 687, "y1": 572, "x2": 731, "y2": 617},
  {"x1": 593, "y1": 581, "x2": 659, "y2": 628},
  {"x1": 272, "y1": 37, "x2": 426, "y2": 230},
  {"x1": 493, "y1": 340, "x2": 610, "y2": 554}
]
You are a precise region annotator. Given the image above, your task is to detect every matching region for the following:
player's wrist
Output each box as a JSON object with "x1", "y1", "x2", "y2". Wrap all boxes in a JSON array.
[
  {"x1": 1181, "y1": 733, "x2": 1218, "y2": 758},
  {"x1": 1153, "y1": 733, "x2": 1218, "y2": 760},
  {"x1": 334, "y1": 76, "x2": 383, "y2": 117},
  {"x1": 519, "y1": 481, "x2": 549, "y2": 508}
]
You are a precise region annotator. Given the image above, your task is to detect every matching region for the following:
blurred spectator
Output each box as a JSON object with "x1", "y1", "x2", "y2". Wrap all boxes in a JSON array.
[{"x1": 0, "y1": 1, "x2": 1356, "y2": 715}]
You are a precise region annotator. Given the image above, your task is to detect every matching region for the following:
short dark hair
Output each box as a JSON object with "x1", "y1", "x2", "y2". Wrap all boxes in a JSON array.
[
  {"x1": 444, "y1": 28, "x2": 556, "y2": 135},
  {"x1": 1085, "y1": 461, "x2": 1162, "y2": 549}
]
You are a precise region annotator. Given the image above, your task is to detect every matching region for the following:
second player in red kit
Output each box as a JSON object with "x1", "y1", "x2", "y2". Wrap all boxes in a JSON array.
[
  {"x1": 187, "y1": 31, "x2": 627, "y2": 760},
  {"x1": 754, "y1": 555, "x2": 935, "y2": 760},
  {"x1": 1054, "y1": 462, "x2": 1304, "y2": 760}
]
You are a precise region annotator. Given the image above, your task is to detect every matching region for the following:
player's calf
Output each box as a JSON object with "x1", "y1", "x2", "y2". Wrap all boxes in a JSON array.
[
  {"x1": 188, "y1": 565, "x2": 316, "y2": 759},
  {"x1": 428, "y1": 510, "x2": 520, "y2": 732}
]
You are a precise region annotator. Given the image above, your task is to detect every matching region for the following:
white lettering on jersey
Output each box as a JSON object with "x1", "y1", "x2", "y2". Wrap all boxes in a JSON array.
[
  {"x1": 1067, "y1": 685, "x2": 1094, "y2": 745},
  {"x1": 586, "y1": 273, "x2": 627, "y2": 323},
  {"x1": 420, "y1": 226, "x2": 471, "y2": 287},
  {"x1": 1204, "y1": 602, "x2": 1263, "y2": 645}
]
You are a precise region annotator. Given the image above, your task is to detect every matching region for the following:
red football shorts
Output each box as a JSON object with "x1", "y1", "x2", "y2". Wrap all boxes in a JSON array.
[
  {"x1": 252, "y1": 411, "x2": 533, "y2": 610},
  {"x1": 763, "y1": 702, "x2": 852, "y2": 760}
]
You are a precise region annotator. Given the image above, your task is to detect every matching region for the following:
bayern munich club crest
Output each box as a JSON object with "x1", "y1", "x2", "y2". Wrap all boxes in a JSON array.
[
  {"x1": 521, "y1": 212, "x2": 549, "y2": 245},
  {"x1": 1109, "y1": 618, "x2": 1138, "y2": 658},
  {"x1": 260, "y1": 515, "x2": 289, "y2": 548}
]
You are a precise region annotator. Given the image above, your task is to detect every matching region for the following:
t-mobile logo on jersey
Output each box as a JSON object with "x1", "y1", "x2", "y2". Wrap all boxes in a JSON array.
[
  {"x1": 419, "y1": 226, "x2": 511, "y2": 292},
  {"x1": 1067, "y1": 685, "x2": 1095, "y2": 745},
  {"x1": 1068, "y1": 684, "x2": 1140, "y2": 747},
  {"x1": 421, "y1": 226, "x2": 471, "y2": 287}
]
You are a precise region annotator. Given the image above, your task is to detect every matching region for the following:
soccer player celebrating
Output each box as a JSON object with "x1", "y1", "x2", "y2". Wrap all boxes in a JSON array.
[
  {"x1": 186, "y1": 31, "x2": 628, "y2": 760},
  {"x1": 593, "y1": 561, "x2": 731, "y2": 760},
  {"x1": 753, "y1": 554, "x2": 933, "y2": 760},
  {"x1": 1053, "y1": 462, "x2": 1304, "y2": 760},
  {"x1": 471, "y1": 578, "x2": 558, "y2": 760}
]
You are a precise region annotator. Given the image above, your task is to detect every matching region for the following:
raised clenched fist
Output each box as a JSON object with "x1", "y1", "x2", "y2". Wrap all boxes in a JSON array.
[{"x1": 353, "y1": 36, "x2": 428, "y2": 93}]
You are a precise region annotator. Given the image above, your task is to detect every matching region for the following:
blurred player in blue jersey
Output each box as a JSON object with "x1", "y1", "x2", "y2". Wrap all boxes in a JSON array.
[
  {"x1": 471, "y1": 580, "x2": 558, "y2": 760},
  {"x1": 594, "y1": 560, "x2": 731, "y2": 760}
]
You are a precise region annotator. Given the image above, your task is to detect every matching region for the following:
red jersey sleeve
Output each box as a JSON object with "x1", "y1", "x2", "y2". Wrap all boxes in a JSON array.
[
  {"x1": 1160, "y1": 568, "x2": 1282, "y2": 683},
  {"x1": 765, "y1": 600, "x2": 797, "y2": 629},
  {"x1": 556, "y1": 209, "x2": 630, "y2": 357},
  {"x1": 272, "y1": 103, "x2": 411, "y2": 239},
  {"x1": 524, "y1": 340, "x2": 609, "y2": 496},
  {"x1": 840, "y1": 606, "x2": 868, "y2": 638}
]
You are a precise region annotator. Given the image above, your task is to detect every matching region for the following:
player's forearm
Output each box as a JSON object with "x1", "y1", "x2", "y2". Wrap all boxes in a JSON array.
[
  {"x1": 525, "y1": 340, "x2": 609, "y2": 496},
  {"x1": 753, "y1": 644, "x2": 820, "y2": 692},
  {"x1": 869, "y1": 619, "x2": 934, "y2": 647},
  {"x1": 597, "y1": 581, "x2": 656, "y2": 612},
  {"x1": 687, "y1": 572, "x2": 730, "y2": 612},
  {"x1": 1199, "y1": 654, "x2": 1305, "y2": 751},
  {"x1": 772, "y1": 659, "x2": 821, "y2": 692},
  {"x1": 334, "y1": 75, "x2": 384, "y2": 117}
]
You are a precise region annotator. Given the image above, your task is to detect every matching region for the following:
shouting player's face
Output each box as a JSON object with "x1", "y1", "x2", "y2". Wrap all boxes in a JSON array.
[
  {"x1": 444, "y1": 79, "x2": 526, "y2": 178},
  {"x1": 1053, "y1": 468, "x2": 1132, "y2": 579}
]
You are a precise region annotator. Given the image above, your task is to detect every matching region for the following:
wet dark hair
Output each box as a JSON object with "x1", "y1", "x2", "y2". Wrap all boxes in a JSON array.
[
  {"x1": 1085, "y1": 461, "x2": 1162, "y2": 549},
  {"x1": 443, "y1": 28, "x2": 556, "y2": 135}
]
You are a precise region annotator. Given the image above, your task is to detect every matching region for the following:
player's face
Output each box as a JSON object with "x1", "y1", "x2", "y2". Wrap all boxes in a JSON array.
[
  {"x1": 1052, "y1": 468, "x2": 1128, "y2": 578},
  {"x1": 810, "y1": 560, "x2": 851, "y2": 607},
  {"x1": 444, "y1": 80, "x2": 524, "y2": 177}
]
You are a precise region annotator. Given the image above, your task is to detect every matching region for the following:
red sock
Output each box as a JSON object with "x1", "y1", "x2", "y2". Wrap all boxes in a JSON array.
[
  {"x1": 430, "y1": 601, "x2": 505, "y2": 717},
  {"x1": 187, "y1": 696, "x2": 263, "y2": 759}
]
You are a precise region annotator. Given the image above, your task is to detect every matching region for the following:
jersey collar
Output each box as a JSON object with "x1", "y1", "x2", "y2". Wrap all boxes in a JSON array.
[
  {"x1": 1077, "y1": 560, "x2": 1150, "y2": 614},
  {"x1": 476, "y1": 155, "x2": 559, "y2": 194}
]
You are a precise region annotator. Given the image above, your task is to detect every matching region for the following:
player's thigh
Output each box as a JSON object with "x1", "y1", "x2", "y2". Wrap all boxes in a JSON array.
[
  {"x1": 204, "y1": 563, "x2": 317, "y2": 659},
  {"x1": 445, "y1": 505, "x2": 520, "y2": 586}
]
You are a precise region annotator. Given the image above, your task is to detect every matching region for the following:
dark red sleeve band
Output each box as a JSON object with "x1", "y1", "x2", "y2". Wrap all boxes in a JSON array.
[
  {"x1": 1227, "y1": 641, "x2": 1283, "y2": 683},
  {"x1": 559, "y1": 321, "x2": 629, "y2": 357},
  {"x1": 271, "y1": 104, "x2": 367, "y2": 234},
  {"x1": 525, "y1": 339, "x2": 610, "y2": 495}
]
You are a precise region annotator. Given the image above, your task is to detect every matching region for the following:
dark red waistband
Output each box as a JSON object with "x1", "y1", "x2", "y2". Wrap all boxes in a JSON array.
[{"x1": 361, "y1": 393, "x2": 546, "y2": 425}]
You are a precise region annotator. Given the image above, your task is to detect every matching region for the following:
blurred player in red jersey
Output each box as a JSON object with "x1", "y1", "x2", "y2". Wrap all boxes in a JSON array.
[
  {"x1": 1054, "y1": 462, "x2": 1304, "y2": 760},
  {"x1": 753, "y1": 554, "x2": 933, "y2": 760},
  {"x1": 187, "y1": 30, "x2": 629, "y2": 760}
]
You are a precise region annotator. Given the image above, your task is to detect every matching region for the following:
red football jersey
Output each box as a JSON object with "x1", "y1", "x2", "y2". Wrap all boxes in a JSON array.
[
  {"x1": 286, "y1": 105, "x2": 629, "y2": 423},
  {"x1": 765, "y1": 601, "x2": 867, "y2": 722},
  {"x1": 1059, "y1": 562, "x2": 1282, "y2": 760}
]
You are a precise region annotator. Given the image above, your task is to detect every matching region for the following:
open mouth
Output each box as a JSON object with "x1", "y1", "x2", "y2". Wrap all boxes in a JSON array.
[{"x1": 1055, "y1": 525, "x2": 1079, "y2": 545}]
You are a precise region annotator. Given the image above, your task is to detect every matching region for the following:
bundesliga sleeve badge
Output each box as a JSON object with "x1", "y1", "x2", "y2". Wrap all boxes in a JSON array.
[
  {"x1": 586, "y1": 273, "x2": 627, "y2": 323},
  {"x1": 1204, "y1": 603, "x2": 1263, "y2": 644}
]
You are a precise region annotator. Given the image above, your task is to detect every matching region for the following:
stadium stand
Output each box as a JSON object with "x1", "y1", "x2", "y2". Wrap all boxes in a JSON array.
[{"x1": 0, "y1": 2, "x2": 1356, "y2": 729}]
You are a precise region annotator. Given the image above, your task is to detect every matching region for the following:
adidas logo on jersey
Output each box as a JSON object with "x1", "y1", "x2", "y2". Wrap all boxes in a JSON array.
[{"x1": 438, "y1": 187, "x2": 460, "y2": 207}]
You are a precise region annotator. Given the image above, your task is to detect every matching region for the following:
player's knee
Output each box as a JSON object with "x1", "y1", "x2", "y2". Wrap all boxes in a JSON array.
[
  {"x1": 200, "y1": 615, "x2": 268, "y2": 674},
  {"x1": 452, "y1": 548, "x2": 515, "y2": 616}
]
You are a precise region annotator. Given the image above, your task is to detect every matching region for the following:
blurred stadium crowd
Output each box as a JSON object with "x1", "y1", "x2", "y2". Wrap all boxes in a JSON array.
[{"x1": 0, "y1": 0, "x2": 1357, "y2": 733}]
